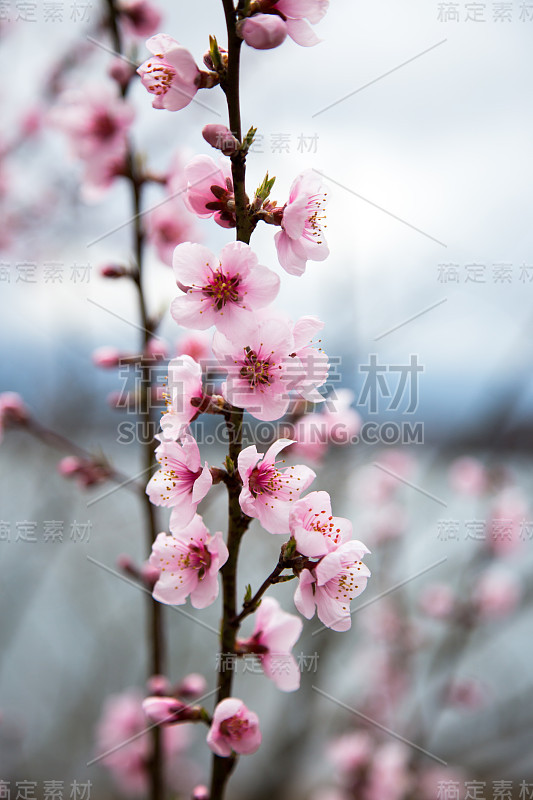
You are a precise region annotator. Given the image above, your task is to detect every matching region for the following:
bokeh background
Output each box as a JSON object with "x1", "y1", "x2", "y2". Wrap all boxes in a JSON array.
[{"x1": 1, "y1": 0, "x2": 533, "y2": 798}]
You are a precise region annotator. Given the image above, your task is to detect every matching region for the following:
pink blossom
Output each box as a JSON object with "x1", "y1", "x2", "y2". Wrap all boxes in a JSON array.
[
  {"x1": 171, "y1": 241, "x2": 279, "y2": 336},
  {"x1": 147, "y1": 200, "x2": 197, "y2": 266},
  {"x1": 238, "y1": 439, "x2": 316, "y2": 533},
  {"x1": 473, "y1": 568, "x2": 520, "y2": 619},
  {"x1": 137, "y1": 34, "x2": 201, "y2": 112},
  {"x1": 192, "y1": 787, "x2": 209, "y2": 800},
  {"x1": 238, "y1": 597, "x2": 303, "y2": 691},
  {"x1": 206, "y1": 698, "x2": 261, "y2": 757},
  {"x1": 118, "y1": 0, "x2": 161, "y2": 37},
  {"x1": 275, "y1": 170, "x2": 329, "y2": 275},
  {"x1": 92, "y1": 345, "x2": 123, "y2": 368},
  {"x1": 176, "y1": 332, "x2": 212, "y2": 363},
  {"x1": 176, "y1": 673, "x2": 208, "y2": 699},
  {"x1": 449, "y1": 456, "x2": 487, "y2": 496},
  {"x1": 365, "y1": 741, "x2": 412, "y2": 800},
  {"x1": 270, "y1": 0, "x2": 329, "y2": 46},
  {"x1": 142, "y1": 696, "x2": 188, "y2": 724},
  {"x1": 149, "y1": 514, "x2": 228, "y2": 608},
  {"x1": 213, "y1": 315, "x2": 326, "y2": 420},
  {"x1": 50, "y1": 86, "x2": 134, "y2": 163},
  {"x1": 81, "y1": 149, "x2": 128, "y2": 202},
  {"x1": 146, "y1": 435, "x2": 212, "y2": 528},
  {"x1": 0, "y1": 392, "x2": 28, "y2": 441},
  {"x1": 160, "y1": 355, "x2": 203, "y2": 440},
  {"x1": 292, "y1": 389, "x2": 361, "y2": 462},
  {"x1": 95, "y1": 689, "x2": 189, "y2": 796},
  {"x1": 184, "y1": 154, "x2": 235, "y2": 228},
  {"x1": 294, "y1": 540, "x2": 370, "y2": 631},
  {"x1": 239, "y1": 14, "x2": 288, "y2": 49},
  {"x1": 108, "y1": 57, "x2": 136, "y2": 90},
  {"x1": 419, "y1": 583, "x2": 454, "y2": 620},
  {"x1": 327, "y1": 730, "x2": 372, "y2": 775},
  {"x1": 289, "y1": 491, "x2": 352, "y2": 557}
]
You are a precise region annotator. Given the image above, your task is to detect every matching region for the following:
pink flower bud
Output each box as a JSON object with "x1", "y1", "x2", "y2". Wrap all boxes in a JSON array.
[
  {"x1": 0, "y1": 393, "x2": 29, "y2": 432},
  {"x1": 202, "y1": 124, "x2": 239, "y2": 156},
  {"x1": 116, "y1": 554, "x2": 140, "y2": 577},
  {"x1": 239, "y1": 14, "x2": 288, "y2": 50},
  {"x1": 176, "y1": 673, "x2": 208, "y2": 699},
  {"x1": 192, "y1": 787, "x2": 209, "y2": 800},
  {"x1": 145, "y1": 338, "x2": 168, "y2": 358},
  {"x1": 143, "y1": 696, "x2": 186, "y2": 724},
  {"x1": 92, "y1": 346, "x2": 122, "y2": 368},
  {"x1": 118, "y1": 0, "x2": 162, "y2": 37},
  {"x1": 141, "y1": 563, "x2": 161, "y2": 588},
  {"x1": 100, "y1": 262, "x2": 128, "y2": 278},
  {"x1": 147, "y1": 674, "x2": 172, "y2": 696},
  {"x1": 58, "y1": 456, "x2": 83, "y2": 476},
  {"x1": 108, "y1": 57, "x2": 136, "y2": 90}
]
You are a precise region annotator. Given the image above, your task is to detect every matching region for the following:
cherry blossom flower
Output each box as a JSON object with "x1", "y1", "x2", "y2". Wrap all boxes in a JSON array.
[
  {"x1": 0, "y1": 392, "x2": 28, "y2": 441},
  {"x1": 160, "y1": 355, "x2": 203, "y2": 440},
  {"x1": 170, "y1": 241, "x2": 280, "y2": 336},
  {"x1": 289, "y1": 491, "x2": 352, "y2": 557},
  {"x1": 184, "y1": 155, "x2": 235, "y2": 228},
  {"x1": 146, "y1": 434, "x2": 212, "y2": 528},
  {"x1": 238, "y1": 597, "x2": 303, "y2": 691},
  {"x1": 269, "y1": 0, "x2": 329, "y2": 47},
  {"x1": 213, "y1": 320, "x2": 295, "y2": 421},
  {"x1": 176, "y1": 332, "x2": 212, "y2": 363},
  {"x1": 50, "y1": 86, "x2": 134, "y2": 164},
  {"x1": 81, "y1": 149, "x2": 128, "y2": 201},
  {"x1": 206, "y1": 698, "x2": 261, "y2": 757},
  {"x1": 275, "y1": 170, "x2": 329, "y2": 275},
  {"x1": 419, "y1": 583, "x2": 454, "y2": 620},
  {"x1": 118, "y1": 0, "x2": 161, "y2": 37},
  {"x1": 238, "y1": 438, "x2": 315, "y2": 533},
  {"x1": 327, "y1": 730, "x2": 372, "y2": 775},
  {"x1": 95, "y1": 689, "x2": 189, "y2": 796},
  {"x1": 239, "y1": 14, "x2": 287, "y2": 49},
  {"x1": 449, "y1": 456, "x2": 487, "y2": 496},
  {"x1": 137, "y1": 34, "x2": 201, "y2": 112},
  {"x1": 294, "y1": 540, "x2": 370, "y2": 631},
  {"x1": 473, "y1": 568, "x2": 520, "y2": 619},
  {"x1": 149, "y1": 514, "x2": 228, "y2": 607},
  {"x1": 291, "y1": 389, "x2": 361, "y2": 463},
  {"x1": 147, "y1": 199, "x2": 197, "y2": 266}
]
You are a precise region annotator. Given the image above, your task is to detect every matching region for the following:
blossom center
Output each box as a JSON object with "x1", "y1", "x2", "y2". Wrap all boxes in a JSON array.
[
  {"x1": 202, "y1": 270, "x2": 241, "y2": 311},
  {"x1": 185, "y1": 542, "x2": 212, "y2": 577},
  {"x1": 304, "y1": 193, "x2": 327, "y2": 244},
  {"x1": 143, "y1": 60, "x2": 176, "y2": 96},
  {"x1": 248, "y1": 463, "x2": 282, "y2": 497},
  {"x1": 91, "y1": 110, "x2": 120, "y2": 142},
  {"x1": 220, "y1": 715, "x2": 250, "y2": 740},
  {"x1": 240, "y1": 347, "x2": 272, "y2": 388}
]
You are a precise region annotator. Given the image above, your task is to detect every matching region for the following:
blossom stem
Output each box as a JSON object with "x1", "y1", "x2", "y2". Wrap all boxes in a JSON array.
[
  {"x1": 210, "y1": 4, "x2": 254, "y2": 798},
  {"x1": 232, "y1": 561, "x2": 286, "y2": 626}
]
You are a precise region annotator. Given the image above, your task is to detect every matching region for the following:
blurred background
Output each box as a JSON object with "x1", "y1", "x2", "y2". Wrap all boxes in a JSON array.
[{"x1": 1, "y1": 0, "x2": 533, "y2": 798}]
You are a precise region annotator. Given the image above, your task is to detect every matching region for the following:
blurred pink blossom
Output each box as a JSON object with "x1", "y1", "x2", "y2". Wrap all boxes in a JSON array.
[{"x1": 207, "y1": 698, "x2": 261, "y2": 757}]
